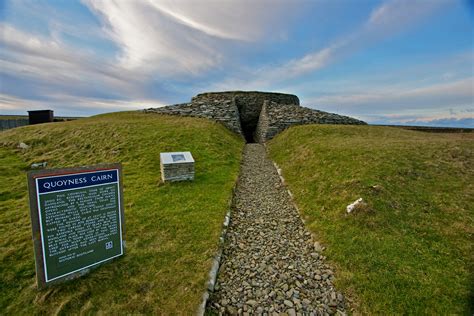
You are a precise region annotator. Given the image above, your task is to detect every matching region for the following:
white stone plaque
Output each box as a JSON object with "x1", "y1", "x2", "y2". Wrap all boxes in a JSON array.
[{"x1": 160, "y1": 152, "x2": 195, "y2": 182}]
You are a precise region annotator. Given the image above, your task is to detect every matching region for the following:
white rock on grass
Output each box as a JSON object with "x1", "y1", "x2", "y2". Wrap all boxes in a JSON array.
[
  {"x1": 31, "y1": 162, "x2": 47, "y2": 169},
  {"x1": 346, "y1": 198, "x2": 363, "y2": 213}
]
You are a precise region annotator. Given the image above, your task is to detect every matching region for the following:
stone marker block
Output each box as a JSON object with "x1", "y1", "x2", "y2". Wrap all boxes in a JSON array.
[{"x1": 160, "y1": 152, "x2": 195, "y2": 182}]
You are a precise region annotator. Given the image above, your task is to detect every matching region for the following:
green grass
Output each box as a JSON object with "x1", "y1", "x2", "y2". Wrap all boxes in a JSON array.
[
  {"x1": 0, "y1": 112, "x2": 244, "y2": 314},
  {"x1": 268, "y1": 125, "x2": 473, "y2": 315}
]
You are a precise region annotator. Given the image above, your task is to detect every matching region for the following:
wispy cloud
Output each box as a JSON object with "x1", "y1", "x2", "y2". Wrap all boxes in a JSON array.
[
  {"x1": 368, "y1": 114, "x2": 474, "y2": 128},
  {"x1": 206, "y1": 0, "x2": 472, "y2": 127},
  {"x1": 404, "y1": 117, "x2": 473, "y2": 128},
  {"x1": 212, "y1": 0, "x2": 450, "y2": 90},
  {"x1": 0, "y1": 93, "x2": 41, "y2": 111},
  {"x1": 83, "y1": 0, "x2": 301, "y2": 75},
  {"x1": 308, "y1": 78, "x2": 474, "y2": 110},
  {"x1": 0, "y1": 93, "x2": 164, "y2": 116},
  {"x1": 304, "y1": 77, "x2": 474, "y2": 127},
  {"x1": 366, "y1": 0, "x2": 447, "y2": 30},
  {"x1": 0, "y1": 0, "x2": 471, "y2": 126},
  {"x1": 0, "y1": 1, "x2": 304, "y2": 114},
  {"x1": 0, "y1": 23, "x2": 140, "y2": 89},
  {"x1": 0, "y1": 22, "x2": 158, "y2": 113}
]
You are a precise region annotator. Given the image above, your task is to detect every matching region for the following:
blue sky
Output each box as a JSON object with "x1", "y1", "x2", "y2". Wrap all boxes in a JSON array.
[{"x1": 0, "y1": 0, "x2": 473, "y2": 127}]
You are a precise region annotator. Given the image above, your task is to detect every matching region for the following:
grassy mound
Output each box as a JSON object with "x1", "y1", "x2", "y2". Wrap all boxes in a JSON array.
[
  {"x1": 0, "y1": 112, "x2": 244, "y2": 314},
  {"x1": 268, "y1": 125, "x2": 473, "y2": 314}
]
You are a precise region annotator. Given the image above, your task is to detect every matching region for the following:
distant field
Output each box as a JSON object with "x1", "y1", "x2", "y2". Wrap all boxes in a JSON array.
[
  {"x1": 0, "y1": 112, "x2": 244, "y2": 314},
  {"x1": 373, "y1": 124, "x2": 473, "y2": 133},
  {"x1": 0, "y1": 115, "x2": 83, "y2": 132},
  {"x1": 0, "y1": 115, "x2": 28, "y2": 120},
  {"x1": 269, "y1": 125, "x2": 473, "y2": 314},
  {"x1": 0, "y1": 115, "x2": 83, "y2": 120}
]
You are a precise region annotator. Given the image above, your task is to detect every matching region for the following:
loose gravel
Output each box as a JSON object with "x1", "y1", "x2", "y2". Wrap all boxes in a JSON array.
[{"x1": 207, "y1": 144, "x2": 346, "y2": 315}]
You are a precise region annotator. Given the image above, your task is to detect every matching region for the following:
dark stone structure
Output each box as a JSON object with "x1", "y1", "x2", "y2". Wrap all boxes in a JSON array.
[
  {"x1": 254, "y1": 101, "x2": 366, "y2": 143},
  {"x1": 193, "y1": 91, "x2": 299, "y2": 142},
  {"x1": 145, "y1": 91, "x2": 366, "y2": 142},
  {"x1": 28, "y1": 110, "x2": 54, "y2": 125}
]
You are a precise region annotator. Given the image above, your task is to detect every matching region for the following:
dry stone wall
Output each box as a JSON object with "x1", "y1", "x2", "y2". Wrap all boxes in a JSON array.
[
  {"x1": 256, "y1": 101, "x2": 366, "y2": 142},
  {"x1": 144, "y1": 91, "x2": 366, "y2": 143},
  {"x1": 192, "y1": 91, "x2": 299, "y2": 107},
  {"x1": 192, "y1": 92, "x2": 299, "y2": 142},
  {"x1": 144, "y1": 97, "x2": 243, "y2": 135}
]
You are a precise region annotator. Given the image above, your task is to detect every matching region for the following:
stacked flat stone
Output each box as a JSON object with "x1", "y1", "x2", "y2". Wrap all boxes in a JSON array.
[
  {"x1": 144, "y1": 91, "x2": 367, "y2": 143},
  {"x1": 144, "y1": 98, "x2": 243, "y2": 135},
  {"x1": 255, "y1": 101, "x2": 366, "y2": 142},
  {"x1": 160, "y1": 152, "x2": 195, "y2": 182}
]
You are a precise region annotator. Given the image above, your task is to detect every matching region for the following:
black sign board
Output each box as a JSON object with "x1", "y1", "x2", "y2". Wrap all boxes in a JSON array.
[{"x1": 27, "y1": 164, "x2": 125, "y2": 288}]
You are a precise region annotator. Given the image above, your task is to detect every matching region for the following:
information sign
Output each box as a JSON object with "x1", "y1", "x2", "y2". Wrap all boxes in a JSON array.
[{"x1": 27, "y1": 164, "x2": 125, "y2": 288}]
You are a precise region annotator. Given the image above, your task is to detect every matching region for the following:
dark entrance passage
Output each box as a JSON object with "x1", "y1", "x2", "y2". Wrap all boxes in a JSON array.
[
  {"x1": 240, "y1": 120, "x2": 258, "y2": 143},
  {"x1": 235, "y1": 98, "x2": 262, "y2": 143}
]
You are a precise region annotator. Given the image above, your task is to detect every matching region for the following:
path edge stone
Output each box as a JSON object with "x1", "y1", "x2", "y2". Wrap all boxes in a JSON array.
[
  {"x1": 270, "y1": 155, "x2": 326, "y2": 256},
  {"x1": 261, "y1": 144, "x2": 301, "y2": 218}
]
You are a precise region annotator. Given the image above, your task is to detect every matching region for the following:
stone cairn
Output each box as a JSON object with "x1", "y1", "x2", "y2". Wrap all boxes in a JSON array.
[{"x1": 144, "y1": 91, "x2": 366, "y2": 142}]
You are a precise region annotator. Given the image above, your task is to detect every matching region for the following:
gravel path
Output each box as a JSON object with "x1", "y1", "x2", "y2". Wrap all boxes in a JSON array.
[{"x1": 207, "y1": 144, "x2": 346, "y2": 315}]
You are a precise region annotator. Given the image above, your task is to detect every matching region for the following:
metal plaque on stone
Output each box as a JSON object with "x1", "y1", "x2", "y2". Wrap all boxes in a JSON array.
[{"x1": 160, "y1": 152, "x2": 195, "y2": 182}]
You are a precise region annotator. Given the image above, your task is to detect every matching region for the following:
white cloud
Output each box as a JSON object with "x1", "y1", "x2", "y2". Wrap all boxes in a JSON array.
[
  {"x1": 145, "y1": 0, "x2": 273, "y2": 41},
  {"x1": 367, "y1": 0, "x2": 446, "y2": 30},
  {"x1": 0, "y1": 23, "x2": 149, "y2": 100},
  {"x1": 213, "y1": 0, "x2": 450, "y2": 91},
  {"x1": 2, "y1": 0, "x2": 110, "y2": 44},
  {"x1": 363, "y1": 114, "x2": 474, "y2": 127},
  {"x1": 0, "y1": 93, "x2": 165, "y2": 116},
  {"x1": 364, "y1": 112, "x2": 474, "y2": 127},
  {"x1": 265, "y1": 47, "x2": 336, "y2": 80},
  {"x1": 83, "y1": 0, "x2": 300, "y2": 75},
  {"x1": 0, "y1": 93, "x2": 41, "y2": 111},
  {"x1": 305, "y1": 78, "x2": 474, "y2": 122},
  {"x1": 0, "y1": 0, "x2": 467, "y2": 123},
  {"x1": 0, "y1": 23, "x2": 172, "y2": 116},
  {"x1": 1, "y1": 24, "x2": 124, "y2": 81},
  {"x1": 309, "y1": 78, "x2": 473, "y2": 107}
]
